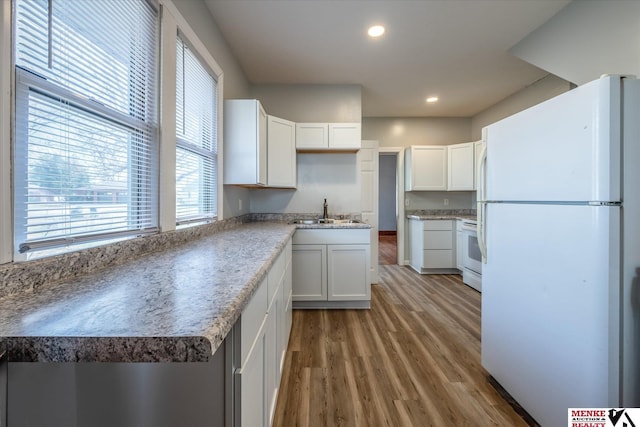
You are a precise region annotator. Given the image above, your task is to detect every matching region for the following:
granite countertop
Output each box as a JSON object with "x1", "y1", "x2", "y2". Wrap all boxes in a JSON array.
[
  {"x1": 407, "y1": 214, "x2": 477, "y2": 221},
  {"x1": 0, "y1": 222, "x2": 295, "y2": 363},
  {"x1": 292, "y1": 222, "x2": 372, "y2": 229}
]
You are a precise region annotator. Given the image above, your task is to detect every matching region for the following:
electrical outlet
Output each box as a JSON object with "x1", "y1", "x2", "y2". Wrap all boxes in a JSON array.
[
  {"x1": 405, "y1": 198, "x2": 410, "y2": 206},
  {"x1": 443, "y1": 198, "x2": 449, "y2": 206},
  {"x1": 239, "y1": 199, "x2": 243, "y2": 211}
]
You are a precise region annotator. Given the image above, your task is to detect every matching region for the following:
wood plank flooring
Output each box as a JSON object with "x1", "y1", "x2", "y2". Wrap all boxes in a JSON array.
[
  {"x1": 378, "y1": 235, "x2": 397, "y2": 266},
  {"x1": 273, "y1": 266, "x2": 532, "y2": 426}
]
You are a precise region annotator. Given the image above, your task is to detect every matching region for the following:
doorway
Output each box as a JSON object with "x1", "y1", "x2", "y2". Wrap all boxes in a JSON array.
[
  {"x1": 378, "y1": 148, "x2": 404, "y2": 265},
  {"x1": 379, "y1": 152, "x2": 397, "y2": 264}
]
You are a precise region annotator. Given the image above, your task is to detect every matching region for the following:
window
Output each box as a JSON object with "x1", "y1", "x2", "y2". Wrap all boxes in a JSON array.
[
  {"x1": 14, "y1": 0, "x2": 158, "y2": 257},
  {"x1": 175, "y1": 34, "x2": 217, "y2": 224}
]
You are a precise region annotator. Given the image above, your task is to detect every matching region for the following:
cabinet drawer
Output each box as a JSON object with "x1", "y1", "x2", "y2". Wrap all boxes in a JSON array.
[
  {"x1": 423, "y1": 250, "x2": 454, "y2": 269},
  {"x1": 293, "y1": 229, "x2": 370, "y2": 245},
  {"x1": 423, "y1": 220, "x2": 452, "y2": 231},
  {"x1": 423, "y1": 230, "x2": 452, "y2": 249},
  {"x1": 241, "y1": 277, "x2": 267, "y2": 364}
]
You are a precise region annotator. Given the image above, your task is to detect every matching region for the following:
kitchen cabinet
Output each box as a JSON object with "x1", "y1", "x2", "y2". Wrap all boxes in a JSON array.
[
  {"x1": 237, "y1": 240, "x2": 292, "y2": 427},
  {"x1": 447, "y1": 142, "x2": 475, "y2": 191},
  {"x1": 295, "y1": 123, "x2": 361, "y2": 151},
  {"x1": 474, "y1": 140, "x2": 485, "y2": 190},
  {"x1": 267, "y1": 116, "x2": 296, "y2": 188},
  {"x1": 405, "y1": 146, "x2": 448, "y2": 191},
  {"x1": 292, "y1": 229, "x2": 371, "y2": 309},
  {"x1": 224, "y1": 99, "x2": 267, "y2": 186},
  {"x1": 409, "y1": 219, "x2": 458, "y2": 274}
]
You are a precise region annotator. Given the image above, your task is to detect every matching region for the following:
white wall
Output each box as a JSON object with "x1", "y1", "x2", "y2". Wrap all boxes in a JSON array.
[
  {"x1": 249, "y1": 154, "x2": 360, "y2": 215},
  {"x1": 251, "y1": 84, "x2": 362, "y2": 123},
  {"x1": 172, "y1": 0, "x2": 252, "y2": 219},
  {"x1": 471, "y1": 74, "x2": 572, "y2": 139},
  {"x1": 362, "y1": 117, "x2": 471, "y2": 148},
  {"x1": 510, "y1": 0, "x2": 640, "y2": 86},
  {"x1": 405, "y1": 191, "x2": 472, "y2": 211}
]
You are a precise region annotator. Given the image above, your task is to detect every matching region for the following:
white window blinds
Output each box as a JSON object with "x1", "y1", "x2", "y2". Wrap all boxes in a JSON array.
[
  {"x1": 14, "y1": 0, "x2": 158, "y2": 255},
  {"x1": 176, "y1": 35, "x2": 217, "y2": 223}
]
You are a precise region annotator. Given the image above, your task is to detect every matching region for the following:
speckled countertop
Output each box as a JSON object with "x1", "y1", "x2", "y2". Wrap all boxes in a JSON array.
[
  {"x1": 407, "y1": 214, "x2": 477, "y2": 221},
  {"x1": 0, "y1": 223, "x2": 296, "y2": 363},
  {"x1": 406, "y1": 209, "x2": 477, "y2": 222}
]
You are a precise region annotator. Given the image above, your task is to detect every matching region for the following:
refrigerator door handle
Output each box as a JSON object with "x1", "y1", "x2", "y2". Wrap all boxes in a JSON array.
[{"x1": 477, "y1": 138, "x2": 488, "y2": 263}]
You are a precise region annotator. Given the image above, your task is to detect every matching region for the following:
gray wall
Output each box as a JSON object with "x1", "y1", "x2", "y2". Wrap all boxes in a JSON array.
[
  {"x1": 249, "y1": 84, "x2": 363, "y2": 215},
  {"x1": 251, "y1": 84, "x2": 362, "y2": 123},
  {"x1": 510, "y1": 0, "x2": 640, "y2": 86},
  {"x1": 362, "y1": 117, "x2": 471, "y2": 148},
  {"x1": 173, "y1": 0, "x2": 251, "y2": 219},
  {"x1": 471, "y1": 74, "x2": 572, "y2": 139},
  {"x1": 378, "y1": 154, "x2": 397, "y2": 231}
]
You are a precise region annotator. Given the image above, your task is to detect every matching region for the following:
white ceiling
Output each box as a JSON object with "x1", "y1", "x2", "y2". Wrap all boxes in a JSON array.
[{"x1": 204, "y1": 0, "x2": 571, "y2": 118}]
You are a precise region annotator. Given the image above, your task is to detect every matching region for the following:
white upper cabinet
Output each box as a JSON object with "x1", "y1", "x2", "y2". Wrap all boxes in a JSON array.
[
  {"x1": 295, "y1": 123, "x2": 361, "y2": 151},
  {"x1": 405, "y1": 145, "x2": 448, "y2": 191},
  {"x1": 224, "y1": 99, "x2": 267, "y2": 186},
  {"x1": 328, "y1": 123, "x2": 361, "y2": 150},
  {"x1": 447, "y1": 142, "x2": 475, "y2": 191},
  {"x1": 295, "y1": 123, "x2": 328, "y2": 150},
  {"x1": 267, "y1": 116, "x2": 296, "y2": 188}
]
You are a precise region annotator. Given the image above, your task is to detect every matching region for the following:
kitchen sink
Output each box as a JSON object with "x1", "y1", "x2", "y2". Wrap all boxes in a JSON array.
[{"x1": 290, "y1": 218, "x2": 362, "y2": 225}]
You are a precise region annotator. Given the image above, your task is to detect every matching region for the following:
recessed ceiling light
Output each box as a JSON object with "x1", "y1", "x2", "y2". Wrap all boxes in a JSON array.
[
  {"x1": 368, "y1": 25, "x2": 385, "y2": 38},
  {"x1": 426, "y1": 96, "x2": 439, "y2": 103}
]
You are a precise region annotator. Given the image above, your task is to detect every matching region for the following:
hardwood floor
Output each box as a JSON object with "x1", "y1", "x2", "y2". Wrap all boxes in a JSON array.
[
  {"x1": 273, "y1": 266, "x2": 532, "y2": 427},
  {"x1": 378, "y1": 235, "x2": 397, "y2": 265}
]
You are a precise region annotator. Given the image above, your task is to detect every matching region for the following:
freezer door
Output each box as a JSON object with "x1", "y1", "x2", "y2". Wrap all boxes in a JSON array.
[
  {"x1": 484, "y1": 76, "x2": 621, "y2": 202},
  {"x1": 481, "y1": 203, "x2": 620, "y2": 427}
]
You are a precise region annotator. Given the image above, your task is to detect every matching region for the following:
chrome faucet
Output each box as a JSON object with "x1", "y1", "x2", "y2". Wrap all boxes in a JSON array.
[{"x1": 323, "y1": 198, "x2": 328, "y2": 219}]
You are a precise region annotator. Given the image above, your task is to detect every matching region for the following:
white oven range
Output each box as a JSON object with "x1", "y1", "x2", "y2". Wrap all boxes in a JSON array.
[{"x1": 461, "y1": 219, "x2": 482, "y2": 291}]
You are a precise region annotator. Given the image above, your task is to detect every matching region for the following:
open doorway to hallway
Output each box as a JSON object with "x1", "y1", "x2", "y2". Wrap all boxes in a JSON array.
[{"x1": 379, "y1": 152, "x2": 397, "y2": 265}]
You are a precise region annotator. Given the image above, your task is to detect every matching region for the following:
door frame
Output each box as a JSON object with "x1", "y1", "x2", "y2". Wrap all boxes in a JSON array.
[{"x1": 379, "y1": 147, "x2": 405, "y2": 265}]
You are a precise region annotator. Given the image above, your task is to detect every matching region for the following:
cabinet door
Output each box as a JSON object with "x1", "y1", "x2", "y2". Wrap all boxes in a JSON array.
[
  {"x1": 292, "y1": 244, "x2": 327, "y2": 300},
  {"x1": 409, "y1": 219, "x2": 424, "y2": 270},
  {"x1": 448, "y1": 142, "x2": 474, "y2": 191},
  {"x1": 257, "y1": 105, "x2": 268, "y2": 186},
  {"x1": 327, "y1": 244, "x2": 370, "y2": 301},
  {"x1": 295, "y1": 123, "x2": 328, "y2": 149},
  {"x1": 239, "y1": 329, "x2": 266, "y2": 427},
  {"x1": 406, "y1": 146, "x2": 447, "y2": 191},
  {"x1": 267, "y1": 116, "x2": 296, "y2": 188},
  {"x1": 224, "y1": 99, "x2": 267, "y2": 186},
  {"x1": 329, "y1": 123, "x2": 361, "y2": 150},
  {"x1": 265, "y1": 298, "x2": 278, "y2": 426}
]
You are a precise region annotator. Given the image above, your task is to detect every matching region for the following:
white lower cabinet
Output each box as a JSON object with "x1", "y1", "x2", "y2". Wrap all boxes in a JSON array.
[
  {"x1": 237, "y1": 239, "x2": 292, "y2": 427},
  {"x1": 327, "y1": 245, "x2": 370, "y2": 301},
  {"x1": 292, "y1": 229, "x2": 371, "y2": 309},
  {"x1": 240, "y1": 326, "x2": 267, "y2": 427},
  {"x1": 291, "y1": 244, "x2": 327, "y2": 300},
  {"x1": 409, "y1": 219, "x2": 458, "y2": 274}
]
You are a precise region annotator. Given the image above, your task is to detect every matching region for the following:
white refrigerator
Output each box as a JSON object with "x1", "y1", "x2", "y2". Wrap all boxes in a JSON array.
[{"x1": 477, "y1": 75, "x2": 640, "y2": 427}]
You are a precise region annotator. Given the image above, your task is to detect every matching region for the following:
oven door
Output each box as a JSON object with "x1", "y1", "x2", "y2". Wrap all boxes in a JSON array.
[{"x1": 462, "y1": 223, "x2": 482, "y2": 275}]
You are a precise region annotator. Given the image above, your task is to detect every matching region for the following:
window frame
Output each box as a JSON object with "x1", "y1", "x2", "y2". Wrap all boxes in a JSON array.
[
  {"x1": 0, "y1": 0, "x2": 224, "y2": 263},
  {"x1": 0, "y1": 0, "x2": 12, "y2": 264},
  {"x1": 175, "y1": 33, "x2": 218, "y2": 225},
  {"x1": 11, "y1": 0, "x2": 160, "y2": 260},
  {"x1": 158, "y1": 0, "x2": 224, "y2": 232}
]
